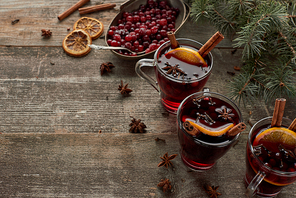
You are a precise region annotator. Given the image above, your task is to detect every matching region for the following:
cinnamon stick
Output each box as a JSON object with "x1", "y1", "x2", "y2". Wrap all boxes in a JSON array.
[
  {"x1": 227, "y1": 122, "x2": 246, "y2": 136},
  {"x1": 198, "y1": 31, "x2": 224, "y2": 57},
  {"x1": 183, "y1": 121, "x2": 200, "y2": 136},
  {"x1": 58, "y1": 0, "x2": 90, "y2": 21},
  {"x1": 271, "y1": 98, "x2": 286, "y2": 127},
  {"x1": 79, "y1": 3, "x2": 116, "y2": 15},
  {"x1": 288, "y1": 118, "x2": 296, "y2": 131},
  {"x1": 167, "y1": 31, "x2": 179, "y2": 49}
]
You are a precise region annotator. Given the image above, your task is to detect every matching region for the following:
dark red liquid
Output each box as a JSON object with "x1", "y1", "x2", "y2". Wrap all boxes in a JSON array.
[
  {"x1": 178, "y1": 96, "x2": 240, "y2": 170},
  {"x1": 155, "y1": 44, "x2": 212, "y2": 113},
  {"x1": 245, "y1": 124, "x2": 296, "y2": 196}
]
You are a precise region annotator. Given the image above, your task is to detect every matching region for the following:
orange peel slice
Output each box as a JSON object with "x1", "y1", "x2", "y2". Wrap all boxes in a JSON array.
[
  {"x1": 73, "y1": 17, "x2": 104, "y2": 40},
  {"x1": 253, "y1": 127, "x2": 296, "y2": 149},
  {"x1": 186, "y1": 120, "x2": 234, "y2": 137},
  {"x1": 165, "y1": 47, "x2": 208, "y2": 67},
  {"x1": 62, "y1": 29, "x2": 92, "y2": 57}
]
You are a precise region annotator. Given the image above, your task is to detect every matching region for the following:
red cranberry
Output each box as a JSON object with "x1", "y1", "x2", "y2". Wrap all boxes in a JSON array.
[
  {"x1": 159, "y1": 19, "x2": 167, "y2": 26},
  {"x1": 107, "y1": 39, "x2": 112, "y2": 45},
  {"x1": 118, "y1": 23, "x2": 125, "y2": 29},
  {"x1": 108, "y1": 29, "x2": 114, "y2": 36},
  {"x1": 125, "y1": 34, "x2": 132, "y2": 42},
  {"x1": 120, "y1": 39, "x2": 126, "y2": 45},
  {"x1": 113, "y1": 34, "x2": 121, "y2": 41},
  {"x1": 146, "y1": 29, "x2": 152, "y2": 36},
  {"x1": 110, "y1": 26, "x2": 117, "y2": 31},
  {"x1": 111, "y1": 40, "x2": 118, "y2": 47},
  {"x1": 133, "y1": 15, "x2": 140, "y2": 22},
  {"x1": 131, "y1": 34, "x2": 137, "y2": 41},
  {"x1": 140, "y1": 16, "x2": 146, "y2": 22},
  {"x1": 139, "y1": 28, "x2": 146, "y2": 36},
  {"x1": 125, "y1": 42, "x2": 132, "y2": 49},
  {"x1": 149, "y1": 43, "x2": 158, "y2": 51},
  {"x1": 138, "y1": 45, "x2": 144, "y2": 52},
  {"x1": 143, "y1": 41, "x2": 150, "y2": 48},
  {"x1": 156, "y1": 34, "x2": 162, "y2": 40},
  {"x1": 151, "y1": 26, "x2": 158, "y2": 34},
  {"x1": 126, "y1": 15, "x2": 133, "y2": 22},
  {"x1": 134, "y1": 40, "x2": 139, "y2": 48}
]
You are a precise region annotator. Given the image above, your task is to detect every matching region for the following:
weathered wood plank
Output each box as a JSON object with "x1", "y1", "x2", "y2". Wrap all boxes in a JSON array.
[
  {"x1": 0, "y1": 132, "x2": 294, "y2": 197},
  {"x1": 0, "y1": 45, "x2": 263, "y2": 134}
]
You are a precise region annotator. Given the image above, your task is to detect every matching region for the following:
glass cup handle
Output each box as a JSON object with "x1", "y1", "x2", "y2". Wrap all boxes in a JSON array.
[
  {"x1": 246, "y1": 171, "x2": 266, "y2": 197},
  {"x1": 135, "y1": 58, "x2": 159, "y2": 92}
]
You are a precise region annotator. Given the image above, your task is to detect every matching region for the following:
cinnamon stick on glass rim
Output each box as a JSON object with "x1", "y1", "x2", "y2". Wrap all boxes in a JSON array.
[
  {"x1": 198, "y1": 31, "x2": 224, "y2": 57},
  {"x1": 58, "y1": 0, "x2": 90, "y2": 21},
  {"x1": 227, "y1": 122, "x2": 247, "y2": 136},
  {"x1": 288, "y1": 118, "x2": 296, "y2": 131},
  {"x1": 271, "y1": 98, "x2": 286, "y2": 127},
  {"x1": 167, "y1": 31, "x2": 179, "y2": 49},
  {"x1": 79, "y1": 3, "x2": 116, "y2": 15}
]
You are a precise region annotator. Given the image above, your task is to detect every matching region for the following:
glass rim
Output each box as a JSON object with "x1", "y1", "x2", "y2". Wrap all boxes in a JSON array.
[
  {"x1": 177, "y1": 91, "x2": 242, "y2": 147},
  {"x1": 248, "y1": 116, "x2": 296, "y2": 176},
  {"x1": 153, "y1": 38, "x2": 213, "y2": 83}
]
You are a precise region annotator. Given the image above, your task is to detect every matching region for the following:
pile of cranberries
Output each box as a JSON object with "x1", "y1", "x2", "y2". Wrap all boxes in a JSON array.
[{"x1": 107, "y1": 0, "x2": 179, "y2": 56}]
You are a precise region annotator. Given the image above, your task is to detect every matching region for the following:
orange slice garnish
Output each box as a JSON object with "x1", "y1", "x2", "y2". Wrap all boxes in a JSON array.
[
  {"x1": 73, "y1": 17, "x2": 104, "y2": 40},
  {"x1": 165, "y1": 47, "x2": 208, "y2": 67},
  {"x1": 186, "y1": 120, "x2": 234, "y2": 136},
  {"x1": 253, "y1": 127, "x2": 296, "y2": 151},
  {"x1": 62, "y1": 29, "x2": 92, "y2": 57}
]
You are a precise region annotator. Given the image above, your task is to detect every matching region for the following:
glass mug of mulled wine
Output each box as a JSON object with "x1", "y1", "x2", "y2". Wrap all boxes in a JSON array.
[
  {"x1": 135, "y1": 38, "x2": 213, "y2": 114},
  {"x1": 177, "y1": 90, "x2": 245, "y2": 171},
  {"x1": 245, "y1": 116, "x2": 296, "y2": 197}
]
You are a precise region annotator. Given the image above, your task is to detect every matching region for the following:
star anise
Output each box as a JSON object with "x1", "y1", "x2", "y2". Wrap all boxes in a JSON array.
[
  {"x1": 215, "y1": 105, "x2": 235, "y2": 122},
  {"x1": 118, "y1": 80, "x2": 132, "y2": 95},
  {"x1": 158, "y1": 152, "x2": 177, "y2": 168},
  {"x1": 100, "y1": 62, "x2": 115, "y2": 75},
  {"x1": 157, "y1": 178, "x2": 172, "y2": 192},
  {"x1": 129, "y1": 116, "x2": 146, "y2": 133},
  {"x1": 162, "y1": 62, "x2": 185, "y2": 77},
  {"x1": 203, "y1": 185, "x2": 222, "y2": 198},
  {"x1": 41, "y1": 29, "x2": 52, "y2": 38}
]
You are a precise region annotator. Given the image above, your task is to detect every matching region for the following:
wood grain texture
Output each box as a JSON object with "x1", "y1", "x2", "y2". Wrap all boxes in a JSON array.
[{"x1": 1, "y1": 0, "x2": 296, "y2": 197}]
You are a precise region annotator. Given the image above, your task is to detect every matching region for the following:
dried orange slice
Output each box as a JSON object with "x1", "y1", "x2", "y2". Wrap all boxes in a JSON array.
[
  {"x1": 253, "y1": 127, "x2": 296, "y2": 151},
  {"x1": 186, "y1": 120, "x2": 234, "y2": 136},
  {"x1": 73, "y1": 17, "x2": 104, "y2": 40},
  {"x1": 62, "y1": 29, "x2": 92, "y2": 57},
  {"x1": 165, "y1": 47, "x2": 208, "y2": 67}
]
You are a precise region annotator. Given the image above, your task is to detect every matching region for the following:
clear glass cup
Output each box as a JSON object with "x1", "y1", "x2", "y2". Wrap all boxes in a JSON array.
[
  {"x1": 135, "y1": 38, "x2": 213, "y2": 114},
  {"x1": 245, "y1": 116, "x2": 296, "y2": 197},
  {"x1": 177, "y1": 90, "x2": 243, "y2": 170}
]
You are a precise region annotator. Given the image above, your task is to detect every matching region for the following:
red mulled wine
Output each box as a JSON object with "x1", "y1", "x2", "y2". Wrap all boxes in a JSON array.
[
  {"x1": 245, "y1": 123, "x2": 296, "y2": 196},
  {"x1": 177, "y1": 92, "x2": 242, "y2": 170},
  {"x1": 156, "y1": 44, "x2": 212, "y2": 113}
]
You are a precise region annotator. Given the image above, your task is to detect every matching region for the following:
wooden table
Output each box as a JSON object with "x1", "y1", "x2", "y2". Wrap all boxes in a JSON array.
[{"x1": 1, "y1": 0, "x2": 296, "y2": 197}]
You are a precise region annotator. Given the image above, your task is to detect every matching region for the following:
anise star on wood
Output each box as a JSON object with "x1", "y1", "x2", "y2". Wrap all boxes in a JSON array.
[
  {"x1": 100, "y1": 62, "x2": 115, "y2": 75},
  {"x1": 41, "y1": 29, "x2": 52, "y2": 38},
  {"x1": 118, "y1": 80, "x2": 132, "y2": 95},
  {"x1": 129, "y1": 116, "x2": 146, "y2": 133},
  {"x1": 162, "y1": 62, "x2": 185, "y2": 77},
  {"x1": 215, "y1": 105, "x2": 235, "y2": 122},
  {"x1": 157, "y1": 178, "x2": 172, "y2": 192},
  {"x1": 203, "y1": 185, "x2": 222, "y2": 198},
  {"x1": 158, "y1": 152, "x2": 177, "y2": 168}
]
